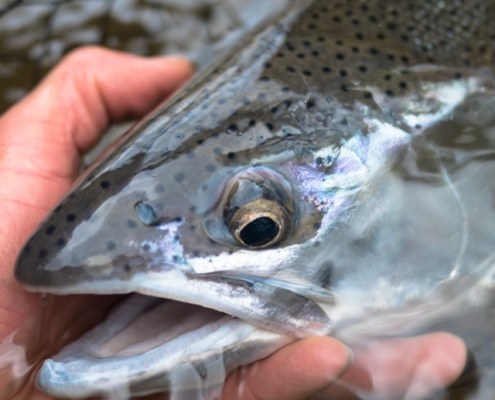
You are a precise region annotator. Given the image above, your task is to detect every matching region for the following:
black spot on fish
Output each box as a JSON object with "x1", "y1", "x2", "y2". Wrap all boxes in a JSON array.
[
  {"x1": 399, "y1": 82, "x2": 407, "y2": 89},
  {"x1": 336, "y1": 53, "x2": 345, "y2": 60},
  {"x1": 339, "y1": 70, "x2": 347, "y2": 77},
  {"x1": 127, "y1": 220, "x2": 137, "y2": 229},
  {"x1": 154, "y1": 184, "x2": 165, "y2": 193},
  {"x1": 175, "y1": 173, "x2": 185, "y2": 182},
  {"x1": 313, "y1": 222, "x2": 322, "y2": 230},
  {"x1": 100, "y1": 181, "x2": 110, "y2": 189},
  {"x1": 303, "y1": 70, "x2": 312, "y2": 76},
  {"x1": 322, "y1": 66, "x2": 331, "y2": 73},
  {"x1": 286, "y1": 66, "x2": 295, "y2": 73},
  {"x1": 265, "y1": 122, "x2": 274, "y2": 131},
  {"x1": 57, "y1": 238, "x2": 66, "y2": 247},
  {"x1": 297, "y1": 53, "x2": 305, "y2": 58},
  {"x1": 45, "y1": 225, "x2": 55, "y2": 235},
  {"x1": 107, "y1": 241, "x2": 116, "y2": 250},
  {"x1": 39, "y1": 249, "x2": 47, "y2": 259},
  {"x1": 66, "y1": 214, "x2": 76, "y2": 223},
  {"x1": 142, "y1": 244, "x2": 150, "y2": 252}
]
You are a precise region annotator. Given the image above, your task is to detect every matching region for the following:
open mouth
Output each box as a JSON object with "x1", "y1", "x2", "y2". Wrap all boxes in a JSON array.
[{"x1": 37, "y1": 294, "x2": 294, "y2": 398}]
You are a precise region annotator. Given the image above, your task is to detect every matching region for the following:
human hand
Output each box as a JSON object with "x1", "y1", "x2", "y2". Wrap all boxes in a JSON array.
[
  {"x1": 222, "y1": 333, "x2": 467, "y2": 400},
  {"x1": 0, "y1": 46, "x2": 467, "y2": 400}
]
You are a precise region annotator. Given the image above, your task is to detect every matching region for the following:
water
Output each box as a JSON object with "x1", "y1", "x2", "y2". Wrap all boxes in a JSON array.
[{"x1": 0, "y1": 0, "x2": 290, "y2": 114}]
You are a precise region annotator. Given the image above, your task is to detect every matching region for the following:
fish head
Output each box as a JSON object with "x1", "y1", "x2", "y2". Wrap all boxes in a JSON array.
[{"x1": 15, "y1": 0, "x2": 487, "y2": 335}]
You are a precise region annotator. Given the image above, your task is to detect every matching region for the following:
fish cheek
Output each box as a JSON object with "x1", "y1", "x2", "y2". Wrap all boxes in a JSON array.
[{"x1": 180, "y1": 215, "x2": 229, "y2": 259}]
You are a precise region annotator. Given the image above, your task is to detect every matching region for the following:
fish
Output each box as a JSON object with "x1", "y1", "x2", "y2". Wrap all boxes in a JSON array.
[{"x1": 13, "y1": 0, "x2": 495, "y2": 398}]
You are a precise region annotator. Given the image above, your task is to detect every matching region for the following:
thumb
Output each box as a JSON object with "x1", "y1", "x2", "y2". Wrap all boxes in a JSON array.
[{"x1": 221, "y1": 337, "x2": 352, "y2": 400}]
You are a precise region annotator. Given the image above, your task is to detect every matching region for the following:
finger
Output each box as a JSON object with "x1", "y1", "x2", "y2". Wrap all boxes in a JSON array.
[
  {"x1": 321, "y1": 332, "x2": 467, "y2": 400},
  {"x1": 221, "y1": 336, "x2": 352, "y2": 400},
  {"x1": 0, "y1": 47, "x2": 193, "y2": 264}
]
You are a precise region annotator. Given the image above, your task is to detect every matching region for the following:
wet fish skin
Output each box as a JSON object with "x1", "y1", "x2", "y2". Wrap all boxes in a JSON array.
[{"x1": 12, "y1": 0, "x2": 495, "y2": 398}]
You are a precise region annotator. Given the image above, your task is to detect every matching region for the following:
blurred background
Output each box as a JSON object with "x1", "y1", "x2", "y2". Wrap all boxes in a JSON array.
[{"x1": 0, "y1": 0, "x2": 291, "y2": 114}]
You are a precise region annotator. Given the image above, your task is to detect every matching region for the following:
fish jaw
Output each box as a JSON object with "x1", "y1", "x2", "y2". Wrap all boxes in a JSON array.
[{"x1": 37, "y1": 294, "x2": 294, "y2": 398}]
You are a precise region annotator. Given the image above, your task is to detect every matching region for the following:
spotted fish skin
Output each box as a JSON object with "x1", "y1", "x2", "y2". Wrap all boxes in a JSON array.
[
  {"x1": 15, "y1": 0, "x2": 495, "y2": 292},
  {"x1": 13, "y1": 0, "x2": 495, "y2": 398}
]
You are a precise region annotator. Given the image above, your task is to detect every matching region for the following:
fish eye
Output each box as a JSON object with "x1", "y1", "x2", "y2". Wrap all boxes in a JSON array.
[
  {"x1": 228, "y1": 199, "x2": 292, "y2": 248},
  {"x1": 203, "y1": 166, "x2": 297, "y2": 249}
]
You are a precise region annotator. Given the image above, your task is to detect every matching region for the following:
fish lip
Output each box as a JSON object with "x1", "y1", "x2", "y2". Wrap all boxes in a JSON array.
[
  {"x1": 36, "y1": 294, "x2": 294, "y2": 398},
  {"x1": 21, "y1": 267, "x2": 333, "y2": 338}
]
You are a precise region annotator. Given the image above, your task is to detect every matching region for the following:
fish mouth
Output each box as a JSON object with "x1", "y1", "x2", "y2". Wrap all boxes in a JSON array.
[
  {"x1": 30, "y1": 259, "x2": 333, "y2": 397},
  {"x1": 38, "y1": 294, "x2": 294, "y2": 398}
]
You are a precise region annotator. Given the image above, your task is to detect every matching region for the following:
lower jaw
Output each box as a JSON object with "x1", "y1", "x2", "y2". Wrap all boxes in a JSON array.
[{"x1": 37, "y1": 294, "x2": 293, "y2": 398}]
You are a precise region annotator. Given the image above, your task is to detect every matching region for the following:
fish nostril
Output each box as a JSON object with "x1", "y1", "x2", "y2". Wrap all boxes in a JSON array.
[{"x1": 135, "y1": 202, "x2": 159, "y2": 226}]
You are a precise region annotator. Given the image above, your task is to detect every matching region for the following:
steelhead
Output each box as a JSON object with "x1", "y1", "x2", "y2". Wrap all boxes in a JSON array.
[{"x1": 13, "y1": 0, "x2": 495, "y2": 398}]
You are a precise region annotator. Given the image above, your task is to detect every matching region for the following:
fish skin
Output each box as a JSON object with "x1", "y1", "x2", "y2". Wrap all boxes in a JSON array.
[{"x1": 13, "y1": 0, "x2": 495, "y2": 398}]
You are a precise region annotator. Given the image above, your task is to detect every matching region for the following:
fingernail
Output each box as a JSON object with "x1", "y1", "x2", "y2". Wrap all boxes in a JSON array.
[{"x1": 345, "y1": 344, "x2": 355, "y2": 369}]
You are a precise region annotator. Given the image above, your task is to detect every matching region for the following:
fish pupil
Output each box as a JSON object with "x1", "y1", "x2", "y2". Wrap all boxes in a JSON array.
[{"x1": 240, "y1": 217, "x2": 278, "y2": 247}]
